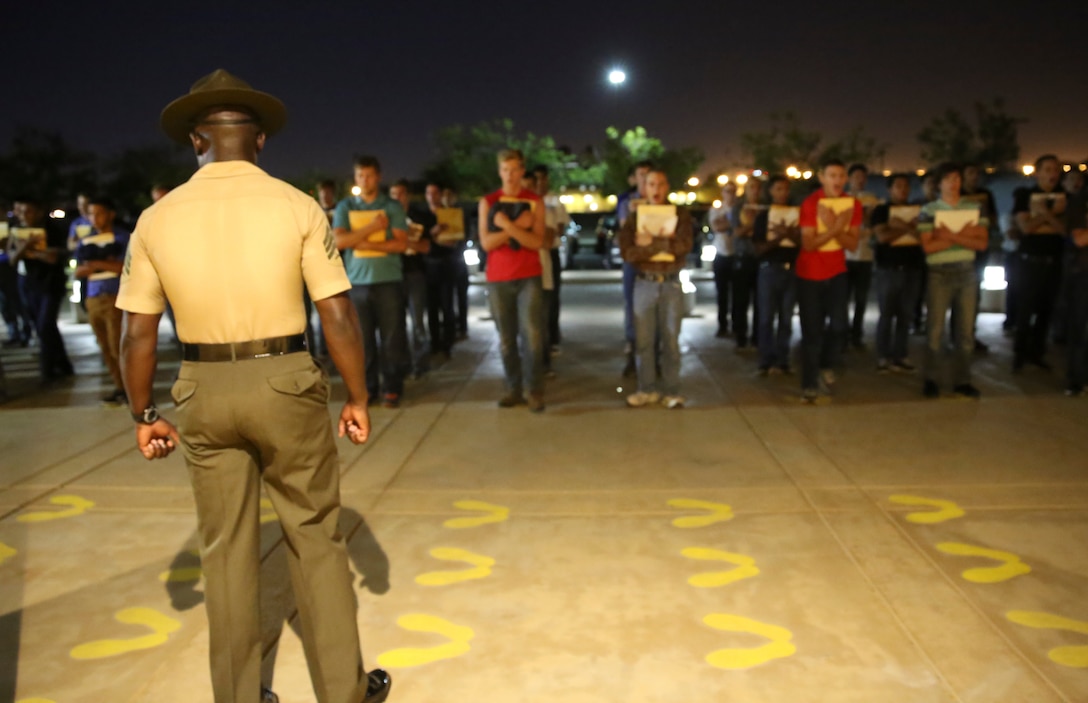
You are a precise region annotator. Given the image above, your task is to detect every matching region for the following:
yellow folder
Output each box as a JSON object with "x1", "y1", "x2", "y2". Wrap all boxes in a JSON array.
[
  {"x1": 816, "y1": 197, "x2": 855, "y2": 252},
  {"x1": 349, "y1": 210, "x2": 388, "y2": 258},
  {"x1": 435, "y1": 208, "x2": 465, "y2": 242}
]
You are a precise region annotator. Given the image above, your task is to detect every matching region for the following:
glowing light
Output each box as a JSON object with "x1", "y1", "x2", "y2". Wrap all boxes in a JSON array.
[
  {"x1": 582, "y1": 194, "x2": 593, "y2": 203},
  {"x1": 607, "y1": 69, "x2": 626, "y2": 85},
  {"x1": 68, "y1": 259, "x2": 77, "y2": 268},
  {"x1": 667, "y1": 192, "x2": 680, "y2": 204},
  {"x1": 701, "y1": 244, "x2": 717, "y2": 263},
  {"x1": 802, "y1": 170, "x2": 813, "y2": 179},
  {"x1": 606, "y1": 194, "x2": 617, "y2": 203},
  {"x1": 70, "y1": 280, "x2": 82, "y2": 303},
  {"x1": 712, "y1": 199, "x2": 722, "y2": 208},
  {"x1": 786, "y1": 166, "x2": 800, "y2": 179},
  {"x1": 463, "y1": 249, "x2": 480, "y2": 267},
  {"x1": 753, "y1": 169, "x2": 763, "y2": 177},
  {"x1": 351, "y1": 185, "x2": 362, "y2": 196},
  {"x1": 559, "y1": 194, "x2": 574, "y2": 205},
  {"x1": 678, "y1": 269, "x2": 697, "y2": 295},
  {"x1": 1022, "y1": 165, "x2": 1035, "y2": 176},
  {"x1": 735, "y1": 174, "x2": 749, "y2": 185},
  {"x1": 982, "y1": 265, "x2": 1007, "y2": 292},
  {"x1": 915, "y1": 169, "x2": 926, "y2": 176},
  {"x1": 1080, "y1": 164, "x2": 1087, "y2": 172},
  {"x1": 881, "y1": 169, "x2": 891, "y2": 177},
  {"x1": 589, "y1": 202, "x2": 599, "y2": 211},
  {"x1": 687, "y1": 176, "x2": 700, "y2": 187},
  {"x1": 1063, "y1": 164, "x2": 1071, "y2": 172},
  {"x1": 49, "y1": 209, "x2": 66, "y2": 219},
  {"x1": 716, "y1": 174, "x2": 729, "y2": 186},
  {"x1": 686, "y1": 192, "x2": 697, "y2": 203}
]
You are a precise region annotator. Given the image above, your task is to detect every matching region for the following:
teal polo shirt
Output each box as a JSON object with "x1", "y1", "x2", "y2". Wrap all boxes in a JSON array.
[
  {"x1": 918, "y1": 198, "x2": 989, "y2": 265},
  {"x1": 333, "y1": 193, "x2": 408, "y2": 285}
]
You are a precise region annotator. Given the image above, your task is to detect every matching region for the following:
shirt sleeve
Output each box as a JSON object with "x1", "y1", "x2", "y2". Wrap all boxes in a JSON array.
[
  {"x1": 1012, "y1": 188, "x2": 1030, "y2": 215},
  {"x1": 751, "y1": 210, "x2": 769, "y2": 243},
  {"x1": 870, "y1": 204, "x2": 890, "y2": 226},
  {"x1": 115, "y1": 219, "x2": 166, "y2": 314},
  {"x1": 388, "y1": 202, "x2": 408, "y2": 232},
  {"x1": 301, "y1": 201, "x2": 351, "y2": 302},
  {"x1": 799, "y1": 196, "x2": 818, "y2": 228},
  {"x1": 850, "y1": 198, "x2": 864, "y2": 227},
  {"x1": 332, "y1": 200, "x2": 350, "y2": 230}
]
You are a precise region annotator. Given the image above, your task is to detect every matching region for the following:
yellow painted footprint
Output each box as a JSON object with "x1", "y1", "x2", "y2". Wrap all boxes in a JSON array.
[
  {"x1": 1007, "y1": 611, "x2": 1088, "y2": 668},
  {"x1": 442, "y1": 500, "x2": 510, "y2": 529},
  {"x1": 667, "y1": 499, "x2": 735, "y2": 529},
  {"x1": 17, "y1": 495, "x2": 95, "y2": 523},
  {"x1": 936, "y1": 543, "x2": 1031, "y2": 583},
  {"x1": 159, "y1": 549, "x2": 203, "y2": 583},
  {"x1": 703, "y1": 613, "x2": 797, "y2": 670},
  {"x1": 681, "y1": 548, "x2": 760, "y2": 588},
  {"x1": 0, "y1": 540, "x2": 16, "y2": 566},
  {"x1": 17, "y1": 698, "x2": 57, "y2": 703},
  {"x1": 888, "y1": 495, "x2": 965, "y2": 524},
  {"x1": 70, "y1": 607, "x2": 181, "y2": 660},
  {"x1": 259, "y1": 498, "x2": 279, "y2": 525},
  {"x1": 416, "y1": 548, "x2": 495, "y2": 586},
  {"x1": 376, "y1": 614, "x2": 474, "y2": 668}
]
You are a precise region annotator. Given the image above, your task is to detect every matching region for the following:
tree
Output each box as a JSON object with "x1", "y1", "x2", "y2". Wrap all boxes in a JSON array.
[
  {"x1": 0, "y1": 126, "x2": 97, "y2": 207},
  {"x1": 101, "y1": 144, "x2": 193, "y2": 221},
  {"x1": 740, "y1": 112, "x2": 886, "y2": 173},
  {"x1": 600, "y1": 126, "x2": 703, "y2": 195},
  {"x1": 917, "y1": 98, "x2": 1025, "y2": 169}
]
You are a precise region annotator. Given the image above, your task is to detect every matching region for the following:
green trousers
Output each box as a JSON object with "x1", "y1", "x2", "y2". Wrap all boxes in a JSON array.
[{"x1": 172, "y1": 352, "x2": 368, "y2": 703}]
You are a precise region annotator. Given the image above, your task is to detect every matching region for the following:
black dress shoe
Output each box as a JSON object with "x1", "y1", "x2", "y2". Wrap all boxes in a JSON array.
[
  {"x1": 365, "y1": 668, "x2": 392, "y2": 702},
  {"x1": 1029, "y1": 357, "x2": 1052, "y2": 371}
]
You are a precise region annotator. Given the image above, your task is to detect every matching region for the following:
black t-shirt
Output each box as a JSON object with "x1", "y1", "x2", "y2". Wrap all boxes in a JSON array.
[
  {"x1": 1067, "y1": 193, "x2": 1088, "y2": 270},
  {"x1": 870, "y1": 203, "x2": 925, "y2": 269},
  {"x1": 19, "y1": 220, "x2": 68, "y2": 290},
  {"x1": 403, "y1": 205, "x2": 436, "y2": 274},
  {"x1": 751, "y1": 207, "x2": 799, "y2": 265},
  {"x1": 1013, "y1": 185, "x2": 1067, "y2": 258}
]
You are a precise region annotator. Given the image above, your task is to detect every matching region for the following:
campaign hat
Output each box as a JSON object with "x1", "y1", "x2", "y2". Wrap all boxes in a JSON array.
[{"x1": 160, "y1": 68, "x2": 286, "y2": 145}]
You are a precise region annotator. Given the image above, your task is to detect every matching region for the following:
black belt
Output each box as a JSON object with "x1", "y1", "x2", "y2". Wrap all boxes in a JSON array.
[
  {"x1": 1019, "y1": 253, "x2": 1059, "y2": 264},
  {"x1": 760, "y1": 260, "x2": 792, "y2": 270},
  {"x1": 636, "y1": 271, "x2": 680, "y2": 283},
  {"x1": 181, "y1": 334, "x2": 307, "y2": 362}
]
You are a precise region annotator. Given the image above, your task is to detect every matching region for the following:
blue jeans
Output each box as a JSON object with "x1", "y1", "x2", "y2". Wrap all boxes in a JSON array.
[
  {"x1": 796, "y1": 273, "x2": 848, "y2": 392},
  {"x1": 633, "y1": 277, "x2": 683, "y2": 396},
  {"x1": 348, "y1": 281, "x2": 407, "y2": 397},
  {"x1": 19, "y1": 276, "x2": 72, "y2": 379},
  {"x1": 623, "y1": 262, "x2": 637, "y2": 345},
  {"x1": 757, "y1": 262, "x2": 797, "y2": 370},
  {"x1": 489, "y1": 276, "x2": 544, "y2": 396},
  {"x1": 1065, "y1": 263, "x2": 1088, "y2": 389},
  {"x1": 404, "y1": 270, "x2": 430, "y2": 374},
  {"x1": 924, "y1": 260, "x2": 976, "y2": 386},
  {"x1": 875, "y1": 267, "x2": 923, "y2": 361}
]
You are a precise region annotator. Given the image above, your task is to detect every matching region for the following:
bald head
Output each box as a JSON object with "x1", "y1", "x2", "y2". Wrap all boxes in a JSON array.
[{"x1": 189, "y1": 106, "x2": 266, "y2": 166}]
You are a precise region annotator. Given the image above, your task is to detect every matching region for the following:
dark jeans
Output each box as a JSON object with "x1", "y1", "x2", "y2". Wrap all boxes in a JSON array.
[
  {"x1": 712, "y1": 254, "x2": 734, "y2": 334},
  {"x1": 1014, "y1": 255, "x2": 1061, "y2": 362},
  {"x1": 453, "y1": 255, "x2": 470, "y2": 336},
  {"x1": 732, "y1": 256, "x2": 758, "y2": 345},
  {"x1": 19, "y1": 277, "x2": 72, "y2": 379},
  {"x1": 1066, "y1": 264, "x2": 1088, "y2": 390},
  {"x1": 549, "y1": 247, "x2": 562, "y2": 345},
  {"x1": 1003, "y1": 251, "x2": 1021, "y2": 329},
  {"x1": 622, "y1": 262, "x2": 637, "y2": 345},
  {"x1": 426, "y1": 256, "x2": 456, "y2": 355},
  {"x1": 542, "y1": 288, "x2": 556, "y2": 370},
  {"x1": 796, "y1": 273, "x2": 848, "y2": 392},
  {"x1": 924, "y1": 260, "x2": 976, "y2": 387},
  {"x1": 404, "y1": 269, "x2": 430, "y2": 374},
  {"x1": 348, "y1": 281, "x2": 407, "y2": 398},
  {"x1": 0, "y1": 263, "x2": 33, "y2": 341},
  {"x1": 489, "y1": 276, "x2": 544, "y2": 396},
  {"x1": 756, "y1": 262, "x2": 796, "y2": 370},
  {"x1": 875, "y1": 267, "x2": 923, "y2": 362},
  {"x1": 846, "y1": 260, "x2": 873, "y2": 345}
]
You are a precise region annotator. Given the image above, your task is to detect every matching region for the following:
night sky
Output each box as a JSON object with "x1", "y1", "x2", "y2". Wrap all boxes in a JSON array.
[{"x1": 5, "y1": 1, "x2": 1087, "y2": 184}]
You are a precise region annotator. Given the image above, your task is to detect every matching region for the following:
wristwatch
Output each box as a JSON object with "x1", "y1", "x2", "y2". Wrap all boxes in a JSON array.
[{"x1": 132, "y1": 405, "x2": 160, "y2": 425}]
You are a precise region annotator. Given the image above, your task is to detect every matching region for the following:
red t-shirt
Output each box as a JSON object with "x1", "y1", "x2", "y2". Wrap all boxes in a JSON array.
[
  {"x1": 796, "y1": 189, "x2": 863, "y2": 281},
  {"x1": 483, "y1": 188, "x2": 543, "y2": 282}
]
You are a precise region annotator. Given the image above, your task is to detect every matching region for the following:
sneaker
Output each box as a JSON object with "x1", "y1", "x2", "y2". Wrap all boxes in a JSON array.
[
  {"x1": 498, "y1": 393, "x2": 526, "y2": 408},
  {"x1": 381, "y1": 393, "x2": 401, "y2": 409},
  {"x1": 527, "y1": 393, "x2": 545, "y2": 413},
  {"x1": 952, "y1": 383, "x2": 981, "y2": 399},
  {"x1": 922, "y1": 379, "x2": 940, "y2": 398},
  {"x1": 662, "y1": 395, "x2": 685, "y2": 409},
  {"x1": 820, "y1": 369, "x2": 836, "y2": 389},
  {"x1": 626, "y1": 391, "x2": 660, "y2": 408},
  {"x1": 101, "y1": 388, "x2": 127, "y2": 406},
  {"x1": 767, "y1": 366, "x2": 784, "y2": 377},
  {"x1": 876, "y1": 359, "x2": 891, "y2": 374},
  {"x1": 800, "y1": 388, "x2": 820, "y2": 404},
  {"x1": 890, "y1": 359, "x2": 916, "y2": 374}
]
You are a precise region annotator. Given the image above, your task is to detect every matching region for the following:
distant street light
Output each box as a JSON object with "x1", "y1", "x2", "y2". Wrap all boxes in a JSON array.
[
  {"x1": 607, "y1": 69, "x2": 626, "y2": 86},
  {"x1": 687, "y1": 176, "x2": 700, "y2": 187}
]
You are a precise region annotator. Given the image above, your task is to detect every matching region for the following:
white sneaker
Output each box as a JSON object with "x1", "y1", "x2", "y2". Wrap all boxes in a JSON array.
[
  {"x1": 626, "y1": 391, "x2": 660, "y2": 408},
  {"x1": 662, "y1": 395, "x2": 686, "y2": 409},
  {"x1": 820, "y1": 369, "x2": 837, "y2": 388}
]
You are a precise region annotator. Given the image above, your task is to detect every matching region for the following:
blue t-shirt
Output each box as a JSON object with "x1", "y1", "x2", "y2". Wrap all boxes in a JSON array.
[
  {"x1": 75, "y1": 226, "x2": 131, "y2": 297},
  {"x1": 332, "y1": 193, "x2": 407, "y2": 285},
  {"x1": 69, "y1": 216, "x2": 93, "y2": 244}
]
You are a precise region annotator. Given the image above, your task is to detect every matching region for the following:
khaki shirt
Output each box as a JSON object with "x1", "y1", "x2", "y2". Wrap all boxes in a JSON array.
[{"x1": 117, "y1": 161, "x2": 350, "y2": 344}]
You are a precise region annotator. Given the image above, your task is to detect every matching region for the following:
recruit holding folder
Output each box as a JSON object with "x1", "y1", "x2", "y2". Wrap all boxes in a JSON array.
[
  {"x1": 1029, "y1": 192, "x2": 1067, "y2": 234},
  {"x1": 816, "y1": 197, "x2": 856, "y2": 252},
  {"x1": 888, "y1": 205, "x2": 922, "y2": 246},
  {"x1": 435, "y1": 208, "x2": 465, "y2": 242},
  {"x1": 10, "y1": 227, "x2": 47, "y2": 252},
  {"x1": 489, "y1": 198, "x2": 536, "y2": 250},
  {"x1": 768, "y1": 205, "x2": 799, "y2": 247},
  {"x1": 348, "y1": 210, "x2": 388, "y2": 258},
  {"x1": 636, "y1": 204, "x2": 679, "y2": 262}
]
